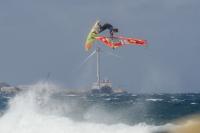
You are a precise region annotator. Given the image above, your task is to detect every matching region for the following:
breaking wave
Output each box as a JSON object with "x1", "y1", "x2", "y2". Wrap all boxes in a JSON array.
[{"x1": 0, "y1": 82, "x2": 170, "y2": 133}]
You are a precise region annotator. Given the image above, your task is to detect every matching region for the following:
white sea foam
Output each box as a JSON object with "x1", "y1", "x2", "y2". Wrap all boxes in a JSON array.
[
  {"x1": 0, "y1": 82, "x2": 168, "y2": 133},
  {"x1": 146, "y1": 99, "x2": 163, "y2": 102},
  {"x1": 171, "y1": 98, "x2": 185, "y2": 102}
]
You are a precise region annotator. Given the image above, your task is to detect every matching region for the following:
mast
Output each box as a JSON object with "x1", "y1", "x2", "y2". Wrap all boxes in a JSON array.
[{"x1": 96, "y1": 47, "x2": 100, "y2": 89}]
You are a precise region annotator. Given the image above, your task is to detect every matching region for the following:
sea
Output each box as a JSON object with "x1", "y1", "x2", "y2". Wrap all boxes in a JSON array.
[{"x1": 0, "y1": 82, "x2": 200, "y2": 133}]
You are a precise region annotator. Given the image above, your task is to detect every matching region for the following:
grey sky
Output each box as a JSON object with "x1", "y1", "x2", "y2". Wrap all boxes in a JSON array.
[{"x1": 0, "y1": 0, "x2": 200, "y2": 93}]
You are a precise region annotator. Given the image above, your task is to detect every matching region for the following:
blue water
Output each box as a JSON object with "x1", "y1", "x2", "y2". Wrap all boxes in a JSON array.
[
  {"x1": 0, "y1": 83, "x2": 200, "y2": 133},
  {"x1": 1, "y1": 91, "x2": 200, "y2": 125},
  {"x1": 0, "y1": 93, "x2": 13, "y2": 114}
]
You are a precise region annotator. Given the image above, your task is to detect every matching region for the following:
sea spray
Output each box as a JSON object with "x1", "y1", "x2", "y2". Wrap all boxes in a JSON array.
[{"x1": 0, "y1": 82, "x2": 169, "y2": 133}]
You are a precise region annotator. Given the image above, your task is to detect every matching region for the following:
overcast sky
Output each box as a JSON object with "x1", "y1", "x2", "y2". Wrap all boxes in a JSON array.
[{"x1": 0, "y1": 0, "x2": 200, "y2": 93}]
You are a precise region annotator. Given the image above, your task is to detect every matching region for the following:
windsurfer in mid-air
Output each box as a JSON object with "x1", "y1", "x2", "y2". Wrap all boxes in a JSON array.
[
  {"x1": 98, "y1": 22, "x2": 118, "y2": 37},
  {"x1": 93, "y1": 21, "x2": 118, "y2": 37},
  {"x1": 85, "y1": 20, "x2": 147, "y2": 51}
]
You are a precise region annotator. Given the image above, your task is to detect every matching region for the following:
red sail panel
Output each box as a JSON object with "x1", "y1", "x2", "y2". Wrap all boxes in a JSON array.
[
  {"x1": 95, "y1": 36, "x2": 123, "y2": 48},
  {"x1": 115, "y1": 36, "x2": 147, "y2": 46}
]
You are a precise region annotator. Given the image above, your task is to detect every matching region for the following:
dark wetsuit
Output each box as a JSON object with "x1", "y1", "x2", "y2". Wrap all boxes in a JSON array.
[{"x1": 99, "y1": 23, "x2": 118, "y2": 36}]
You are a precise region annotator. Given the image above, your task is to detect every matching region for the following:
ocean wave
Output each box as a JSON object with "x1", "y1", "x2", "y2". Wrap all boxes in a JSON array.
[
  {"x1": 146, "y1": 99, "x2": 163, "y2": 102},
  {"x1": 170, "y1": 98, "x2": 185, "y2": 102},
  {"x1": 0, "y1": 82, "x2": 171, "y2": 133},
  {"x1": 190, "y1": 102, "x2": 197, "y2": 105}
]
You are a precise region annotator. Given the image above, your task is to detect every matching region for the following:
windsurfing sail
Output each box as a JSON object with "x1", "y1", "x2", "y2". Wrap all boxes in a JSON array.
[
  {"x1": 85, "y1": 21, "x2": 147, "y2": 51},
  {"x1": 95, "y1": 36, "x2": 147, "y2": 49},
  {"x1": 85, "y1": 21, "x2": 100, "y2": 51},
  {"x1": 95, "y1": 36, "x2": 123, "y2": 49},
  {"x1": 116, "y1": 36, "x2": 147, "y2": 46}
]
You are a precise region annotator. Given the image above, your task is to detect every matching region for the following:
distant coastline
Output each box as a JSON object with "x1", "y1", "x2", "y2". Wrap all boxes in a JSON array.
[{"x1": 0, "y1": 82, "x2": 20, "y2": 94}]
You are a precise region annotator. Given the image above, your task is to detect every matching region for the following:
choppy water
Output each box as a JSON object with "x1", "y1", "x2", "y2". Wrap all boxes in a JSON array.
[{"x1": 0, "y1": 83, "x2": 200, "y2": 133}]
